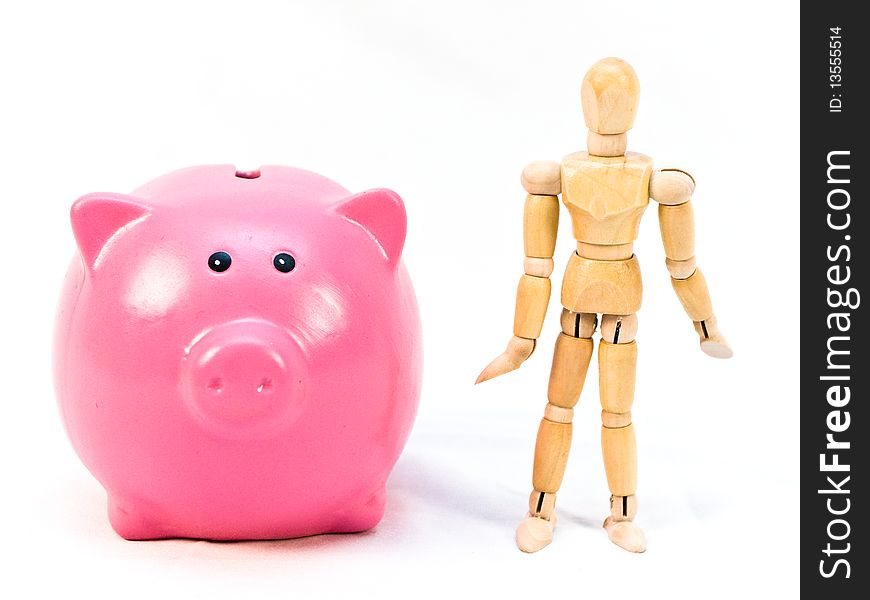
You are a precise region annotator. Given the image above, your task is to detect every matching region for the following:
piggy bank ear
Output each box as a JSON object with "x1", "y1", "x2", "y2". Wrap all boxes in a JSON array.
[
  {"x1": 71, "y1": 192, "x2": 152, "y2": 270},
  {"x1": 332, "y1": 188, "x2": 407, "y2": 266}
]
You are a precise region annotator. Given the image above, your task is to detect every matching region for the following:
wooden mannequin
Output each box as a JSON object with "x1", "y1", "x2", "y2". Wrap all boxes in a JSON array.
[{"x1": 476, "y1": 57, "x2": 732, "y2": 553}]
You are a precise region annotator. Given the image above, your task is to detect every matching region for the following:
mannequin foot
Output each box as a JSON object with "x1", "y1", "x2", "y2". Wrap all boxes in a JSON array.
[
  {"x1": 603, "y1": 516, "x2": 646, "y2": 552},
  {"x1": 516, "y1": 513, "x2": 556, "y2": 553}
]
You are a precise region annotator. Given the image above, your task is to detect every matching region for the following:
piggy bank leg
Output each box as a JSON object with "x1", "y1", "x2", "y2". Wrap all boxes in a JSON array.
[
  {"x1": 107, "y1": 494, "x2": 167, "y2": 540},
  {"x1": 599, "y1": 314, "x2": 646, "y2": 553},
  {"x1": 329, "y1": 487, "x2": 387, "y2": 534},
  {"x1": 516, "y1": 310, "x2": 595, "y2": 553}
]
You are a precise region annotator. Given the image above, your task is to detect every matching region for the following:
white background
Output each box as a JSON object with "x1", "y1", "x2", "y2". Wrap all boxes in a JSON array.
[{"x1": 0, "y1": 1, "x2": 799, "y2": 598}]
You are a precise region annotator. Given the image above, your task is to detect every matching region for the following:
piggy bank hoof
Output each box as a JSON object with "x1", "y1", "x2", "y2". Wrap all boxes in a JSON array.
[
  {"x1": 603, "y1": 516, "x2": 646, "y2": 553},
  {"x1": 516, "y1": 513, "x2": 556, "y2": 553},
  {"x1": 328, "y1": 489, "x2": 387, "y2": 534},
  {"x1": 107, "y1": 496, "x2": 166, "y2": 540}
]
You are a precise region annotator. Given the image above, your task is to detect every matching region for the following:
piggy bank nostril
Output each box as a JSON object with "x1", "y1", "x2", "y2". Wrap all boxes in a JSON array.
[{"x1": 207, "y1": 378, "x2": 224, "y2": 394}]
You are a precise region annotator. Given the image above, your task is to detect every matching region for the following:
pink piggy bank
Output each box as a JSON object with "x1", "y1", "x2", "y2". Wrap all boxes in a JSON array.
[{"x1": 53, "y1": 165, "x2": 422, "y2": 540}]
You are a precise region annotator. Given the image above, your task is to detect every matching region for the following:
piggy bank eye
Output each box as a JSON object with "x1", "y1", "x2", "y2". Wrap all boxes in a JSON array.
[
  {"x1": 208, "y1": 251, "x2": 232, "y2": 272},
  {"x1": 273, "y1": 252, "x2": 296, "y2": 273}
]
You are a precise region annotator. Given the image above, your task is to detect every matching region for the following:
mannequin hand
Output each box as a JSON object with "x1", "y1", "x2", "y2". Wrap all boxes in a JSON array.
[
  {"x1": 695, "y1": 320, "x2": 733, "y2": 359},
  {"x1": 475, "y1": 336, "x2": 536, "y2": 384}
]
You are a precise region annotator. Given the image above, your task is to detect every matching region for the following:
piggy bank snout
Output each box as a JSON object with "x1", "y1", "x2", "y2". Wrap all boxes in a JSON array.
[{"x1": 183, "y1": 320, "x2": 306, "y2": 436}]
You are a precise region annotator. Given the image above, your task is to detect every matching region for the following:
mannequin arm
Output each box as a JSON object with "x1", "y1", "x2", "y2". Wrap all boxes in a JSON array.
[
  {"x1": 650, "y1": 169, "x2": 732, "y2": 359},
  {"x1": 476, "y1": 161, "x2": 561, "y2": 383}
]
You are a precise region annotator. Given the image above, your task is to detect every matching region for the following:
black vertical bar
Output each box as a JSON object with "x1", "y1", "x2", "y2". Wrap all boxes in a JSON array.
[{"x1": 801, "y1": 4, "x2": 866, "y2": 596}]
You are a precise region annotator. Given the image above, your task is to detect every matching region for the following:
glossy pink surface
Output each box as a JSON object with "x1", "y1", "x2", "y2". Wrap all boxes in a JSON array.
[{"x1": 53, "y1": 165, "x2": 422, "y2": 540}]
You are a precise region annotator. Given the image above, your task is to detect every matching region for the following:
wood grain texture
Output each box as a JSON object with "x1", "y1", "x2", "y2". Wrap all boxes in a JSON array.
[
  {"x1": 601, "y1": 410, "x2": 632, "y2": 428},
  {"x1": 475, "y1": 335, "x2": 536, "y2": 384},
  {"x1": 528, "y1": 490, "x2": 557, "y2": 519},
  {"x1": 533, "y1": 419, "x2": 572, "y2": 493},
  {"x1": 544, "y1": 403, "x2": 575, "y2": 424},
  {"x1": 515, "y1": 514, "x2": 556, "y2": 553},
  {"x1": 659, "y1": 201, "x2": 695, "y2": 261},
  {"x1": 601, "y1": 423, "x2": 637, "y2": 496},
  {"x1": 670, "y1": 267, "x2": 714, "y2": 321},
  {"x1": 560, "y1": 308, "x2": 597, "y2": 338},
  {"x1": 561, "y1": 253, "x2": 642, "y2": 315},
  {"x1": 693, "y1": 315, "x2": 733, "y2": 358},
  {"x1": 649, "y1": 169, "x2": 695, "y2": 205},
  {"x1": 523, "y1": 257, "x2": 554, "y2": 278},
  {"x1": 581, "y1": 57, "x2": 640, "y2": 134},
  {"x1": 609, "y1": 494, "x2": 638, "y2": 521},
  {"x1": 523, "y1": 194, "x2": 560, "y2": 258},
  {"x1": 513, "y1": 274, "x2": 551, "y2": 338},
  {"x1": 521, "y1": 161, "x2": 562, "y2": 195},
  {"x1": 576, "y1": 241, "x2": 634, "y2": 260},
  {"x1": 598, "y1": 340, "x2": 637, "y2": 414},
  {"x1": 587, "y1": 131, "x2": 627, "y2": 157},
  {"x1": 547, "y1": 333, "x2": 593, "y2": 408},
  {"x1": 561, "y1": 151, "x2": 653, "y2": 245},
  {"x1": 665, "y1": 256, "x2": 696, "y2": 279},
  {"x1": 600, "y1": 313, "x2": 638, "y2": 344}
]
